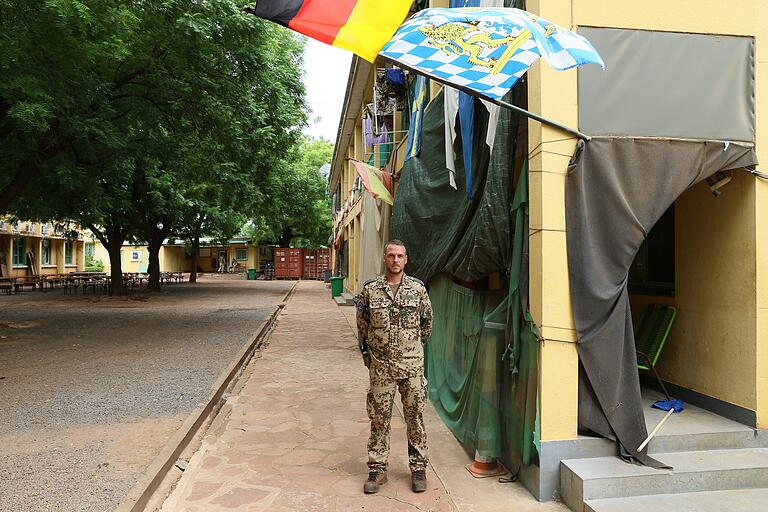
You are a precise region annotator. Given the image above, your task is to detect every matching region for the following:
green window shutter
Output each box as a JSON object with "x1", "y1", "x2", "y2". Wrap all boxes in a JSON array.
[{"x1": 12, "y1": 237, "x2": 26, "y2": 266}]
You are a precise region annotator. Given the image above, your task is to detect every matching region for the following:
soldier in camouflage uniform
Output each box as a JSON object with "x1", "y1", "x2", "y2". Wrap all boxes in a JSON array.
[{"x1": 356, "y1": 240, "x2": 433, "y2": 494}]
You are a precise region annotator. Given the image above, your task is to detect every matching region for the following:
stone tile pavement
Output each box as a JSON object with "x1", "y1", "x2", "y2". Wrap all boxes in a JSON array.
[{"x1": 159, "y1": 280, "x2": 567, "y2": 512}]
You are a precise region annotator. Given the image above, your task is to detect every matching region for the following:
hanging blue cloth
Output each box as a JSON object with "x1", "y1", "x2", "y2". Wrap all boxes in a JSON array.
[
  {"x1": 458, "y1": 92, "x2": 475, "y2": 200},
  {"x1": 448, "y1": 0, "x2": 479, "y2": 199},
  {"x1": 385, "y1": 68, "x2": 406, "y2": 90}
]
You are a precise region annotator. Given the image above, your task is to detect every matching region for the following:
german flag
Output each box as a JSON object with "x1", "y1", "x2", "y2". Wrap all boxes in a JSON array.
[{"x1": 244, "y1": 0, "x2": 413, "y2": 62}]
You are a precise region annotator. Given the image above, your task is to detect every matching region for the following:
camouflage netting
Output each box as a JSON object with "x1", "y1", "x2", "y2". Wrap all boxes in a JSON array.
[
  {"x1": 392, "y1": 84, "x2": 539, "y2": 472},
  {"x1": 391, "y1": 90, "x2": 512, "y2": 283}
]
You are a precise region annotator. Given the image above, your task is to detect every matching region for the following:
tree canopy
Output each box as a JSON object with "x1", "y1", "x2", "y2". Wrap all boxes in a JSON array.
[
  {"x1": 248, "y1": 136, "x2": 334, "y2": 248},
  {"x1": 0, "y1": 0, "x2": 328, "y2": 291}
]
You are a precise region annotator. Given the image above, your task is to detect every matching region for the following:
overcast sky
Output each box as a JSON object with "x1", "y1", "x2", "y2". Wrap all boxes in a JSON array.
[{"x1": 302, "y1": 39, "x2": 353, "y2": 143}]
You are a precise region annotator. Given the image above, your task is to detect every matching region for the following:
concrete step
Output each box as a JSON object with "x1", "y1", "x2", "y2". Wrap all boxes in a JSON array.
[
  {"x1": 573, "y1": 425, "x2": 767, "y2": 460},
  {"x1": 585, "y1": 488, "x2": 768, "y2": 512},
  {"x1": 561, "y1": 448, "x2": 768, "y2": 512},
  {"x1": 333, "y1": 295, "x2": 354, "y2": 307},
  {"x1": 339, "y1": 292, "x2": 355, "y2": 305},
  {"x1": 567, "y1": 395, "x2": 766, "y2": 464}
]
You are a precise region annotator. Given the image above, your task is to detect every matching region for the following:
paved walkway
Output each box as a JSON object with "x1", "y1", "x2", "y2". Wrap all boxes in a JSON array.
[{"x1": 160, "y1": 281, "x2": 567, "y2": 512}]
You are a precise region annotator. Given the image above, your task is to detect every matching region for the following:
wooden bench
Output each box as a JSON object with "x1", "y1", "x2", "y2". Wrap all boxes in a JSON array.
[
  {"x1": 81, "y1": 276, "x2": 109, "y2": 294},
  {"x1": 40, "y1": 274, "x2": 67, "y2": 291},
  {"x1": 14, "y1": 275, "x2": 40, "y2": 292},
  {"x1": 0, "y1": 277, "x2": 16, "y2": 295}
]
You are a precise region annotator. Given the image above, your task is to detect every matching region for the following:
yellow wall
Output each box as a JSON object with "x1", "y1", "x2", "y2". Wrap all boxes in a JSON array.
[
  {"x1": 121, "y1": 245, "x2": 150, "y2": 272},
  {"x1": 338, "y1": 74, "x2": 372, "y2": 294},
  {"x1": 752, "y1": 1, "x2": 768, "y2": 429},
  {"x1": 159, "y1": 246, "x2": 188, "y2": 272},
  {"x1": 526, "y1": 0, "x2": 580, "y2": 442},
  {"x1": 630, "y1": 175, "x2": 759, "y2": 413},
  {"x1": 228, "y1": 243, "x2": 264, "y2": 271},
  {"x1": 0, "y1": 232, "x2": 85, "y2": 277},
  {"x1": 93, "y1": 242, "x2": 265, "y2": 274},
  {"x1": 93, "y1": 241, "x2": 111, "y2": 272},
  {"x1": 525, "y1": 0, "x2": 766, "y2": 436}
]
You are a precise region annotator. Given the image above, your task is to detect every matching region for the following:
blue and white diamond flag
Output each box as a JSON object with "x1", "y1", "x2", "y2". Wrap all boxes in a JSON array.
[{"x1": 380, "y1": 7, "x2": 604, "y2": 101}]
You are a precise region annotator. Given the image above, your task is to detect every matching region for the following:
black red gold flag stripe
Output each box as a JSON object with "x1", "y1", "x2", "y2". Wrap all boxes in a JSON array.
[{"x1": 244, "y1": 0, "x2": 413, "y2": 62}]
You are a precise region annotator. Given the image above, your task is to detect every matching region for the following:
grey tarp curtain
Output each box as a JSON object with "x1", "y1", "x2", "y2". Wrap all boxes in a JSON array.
[
  {"x1": 566, "y1": 137, "x2": 758, "y2": 466},
  {"x1": 358, "y1": 193, "x2": 392, "y2": 284}
]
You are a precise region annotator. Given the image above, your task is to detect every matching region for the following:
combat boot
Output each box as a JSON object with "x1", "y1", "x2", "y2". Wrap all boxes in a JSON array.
[
  {"x1": 363, "y1": 471, "x2": 387, "y2": 494},
  {"x1": 411, "y1": 469, "x2": 427, "y2": 492}
]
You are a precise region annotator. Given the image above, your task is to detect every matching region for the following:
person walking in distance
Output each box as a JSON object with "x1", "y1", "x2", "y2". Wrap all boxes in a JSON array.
[{"x1": 356, "y1": 239, "x2": 433, "y2": 494}]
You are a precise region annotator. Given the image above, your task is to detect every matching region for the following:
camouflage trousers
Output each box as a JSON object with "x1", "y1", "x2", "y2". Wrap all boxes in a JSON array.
[{"x1": 367, "y1": 373, "x2": 428, "y2": 473}]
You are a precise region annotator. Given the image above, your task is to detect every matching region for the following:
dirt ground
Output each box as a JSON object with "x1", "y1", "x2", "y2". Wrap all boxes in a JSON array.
[{"x1": 0, "y1": 275, "x2": 294, "y2": 512}]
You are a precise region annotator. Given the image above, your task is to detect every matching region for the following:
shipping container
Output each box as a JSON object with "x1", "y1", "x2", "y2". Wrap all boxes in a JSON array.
[
  {"x1": 273, "y1": 248, "x2": 304, "y2": 279},
  {"x1": 302, "y1": 250, "x2": 318, "y2": 280},
  {"x1": 316, "y1": 248, "x2": 330, "y2": 280}
]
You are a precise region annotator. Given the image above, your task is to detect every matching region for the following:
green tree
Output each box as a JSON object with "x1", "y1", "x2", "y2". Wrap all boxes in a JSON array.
[
  {"x1": 2, "y1": 0, "x2": 307, "y2": 292},
  {"x1": 249, "y1": 137, "x2": 333, "y2": 248}
]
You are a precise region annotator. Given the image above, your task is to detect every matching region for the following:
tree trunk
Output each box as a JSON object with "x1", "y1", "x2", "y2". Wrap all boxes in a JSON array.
[
  {"x1": 146, "y1": 221, "x2": 171, "y2": 291},
  {"x1": 277, "y1": 227, "x2": 294, "y2": 248},
  {"x1": 189, "y1": 235, "x2": 200, "y2": 283},
  {"x1": 147, "y1": 239, "x2": 162, "y2": 291},
  {"x1": 88, "y1": 224, "x2": 126, "y2": 296},
  {"x1": 107, "y1": 242, "x2": 125, "y2": 295}
]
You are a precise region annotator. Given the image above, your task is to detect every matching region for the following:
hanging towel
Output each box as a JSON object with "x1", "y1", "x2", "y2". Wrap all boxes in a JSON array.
[
  {"x1": 477, "y1": 0, "x2": 503, "y2": 153},
  {"x1": 444, "y1": 86, "x2": 460, "y2": 190},
  {"x1": 349, "y1": 158, "x2": 394, "y2": 205}
]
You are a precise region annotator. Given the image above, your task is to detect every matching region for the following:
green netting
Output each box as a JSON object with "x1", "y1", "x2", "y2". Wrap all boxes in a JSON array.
[
  {"x1": 425, "y1": 168, "x2": 539, "y2": 470},
  {"x1": 391, "y1": 90, "x2": 501, "y2": 283},
  {"x1": 391, "y1": 50, "x2": 538, "y2": 470}
]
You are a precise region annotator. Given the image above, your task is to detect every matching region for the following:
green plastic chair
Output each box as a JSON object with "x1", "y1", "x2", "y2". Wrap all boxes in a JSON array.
[{"x1": 634, "y1": 304, "x2": 677, "y2": 400}]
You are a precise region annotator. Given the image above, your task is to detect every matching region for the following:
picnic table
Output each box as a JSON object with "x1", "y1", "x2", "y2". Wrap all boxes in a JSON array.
[
  {"x1": 13, "y1": 275, "x2": 41, "y2": 293},
  {"x1": 0, "y1": 277, "x2": 16, "y2": 295},
  {"x1": 40, "y1": 273, "x2": 68, "y2": 291},
  {"x1": 64, "y1": 272, "x2": 109, "y2": 294},
  {"x1": 124, "y1": 272, "x2": 149, "y2": 288},
  {"x1": 160, "y1": 271, "x2": 185, "y2": 285}
]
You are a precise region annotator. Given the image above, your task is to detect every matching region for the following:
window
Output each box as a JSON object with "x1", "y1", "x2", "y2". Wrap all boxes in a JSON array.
[
  {"x1": 84, "y1": 242, "x2": 96, "y2": 267},
  {"x1": 65, "y1": 241, "x2": 74, "y2": 265},
  {"x1": 236, "y1": 248, "x2": 248, "y2": 260},
  {"x1": 42, "y1": 239, "x2": 52, "y2": 265},
  {"x1": 629, "y1": 205, "x2": 675, "y2": 296},
  {"x1": 12, "y1": 237, "x2": 26, "y2": 266},
  {"x1": 130, "y1": 251, "x2": 141, "y2": 261}
]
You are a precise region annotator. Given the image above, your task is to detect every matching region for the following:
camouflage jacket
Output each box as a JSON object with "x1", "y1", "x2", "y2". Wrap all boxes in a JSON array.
[{"x1": 356, "y1": 274, "x2": 433, "y2": 379}]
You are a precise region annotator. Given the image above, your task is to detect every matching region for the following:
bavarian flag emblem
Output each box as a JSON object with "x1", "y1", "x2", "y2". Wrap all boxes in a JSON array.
[{"x1": 244, "y1": 0, "x2": 413, "y2": 63}]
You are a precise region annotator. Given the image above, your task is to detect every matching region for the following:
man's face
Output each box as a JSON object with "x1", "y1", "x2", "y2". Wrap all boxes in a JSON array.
[{"x1": 384, "y1": 244, "x2": 408, "y2": 275}]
